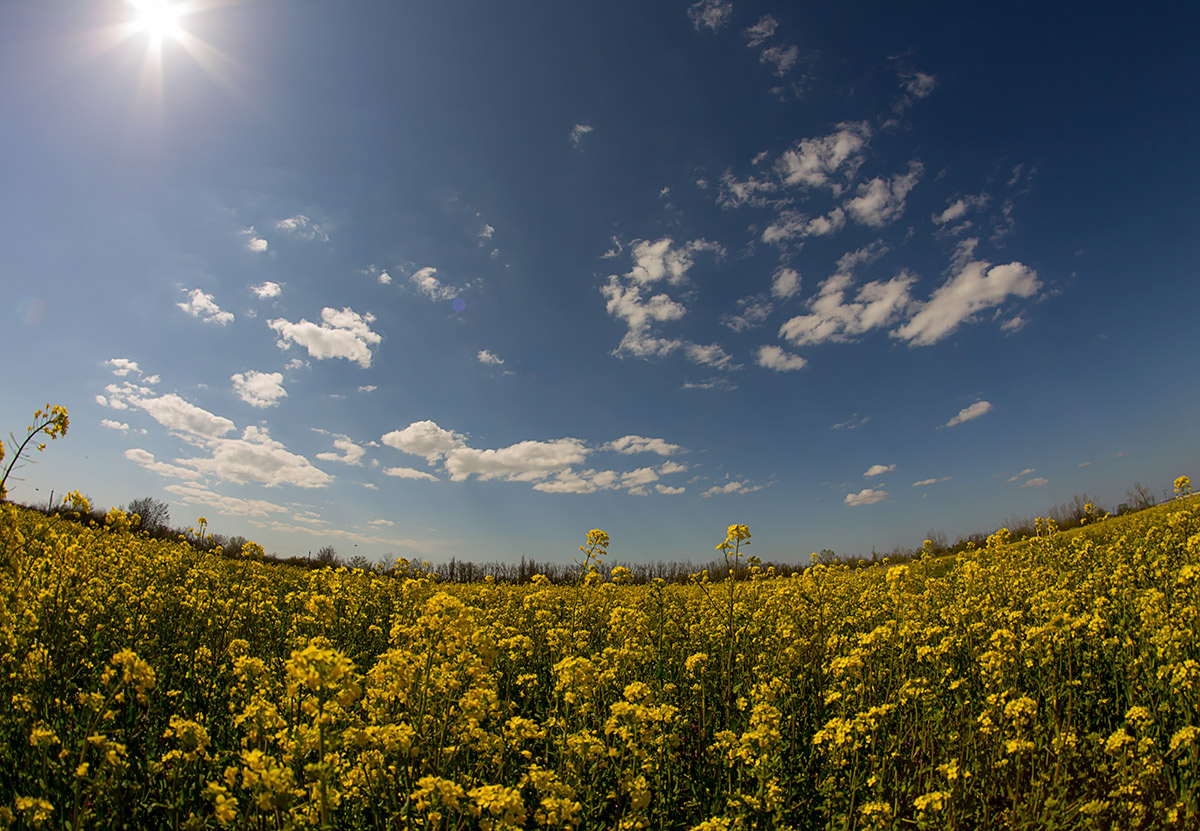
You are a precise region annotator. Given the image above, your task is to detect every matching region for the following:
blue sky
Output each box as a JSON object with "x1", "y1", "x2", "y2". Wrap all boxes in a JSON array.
[{"x1": 2, "y1": 0, "x2": 1198, "y2": 566}]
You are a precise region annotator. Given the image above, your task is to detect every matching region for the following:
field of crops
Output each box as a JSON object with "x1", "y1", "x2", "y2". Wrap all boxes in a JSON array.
[{"x1": 1, "y1": 497, "x2": 1198, "y2": 830}]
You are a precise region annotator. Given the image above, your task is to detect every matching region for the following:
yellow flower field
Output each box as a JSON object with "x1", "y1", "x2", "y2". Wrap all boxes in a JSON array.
[{"x1": 1, "y1": 498, "x2": 1198, "y2": 829}]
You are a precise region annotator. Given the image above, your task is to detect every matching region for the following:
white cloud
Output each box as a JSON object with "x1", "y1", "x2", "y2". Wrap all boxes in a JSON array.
[
  {"x1": 101, "y1": 419, "x2": 130, "y2": 432},
  {"x1": 443, "y1": 439, "x2": 589, "y2": 483},
  {"x1": 893, "y1": 261, "x2": 1040, "y2": 346},
  {"x1": 163, "y1": 483, "x2": 290, "y2": 518},
  {"x1": 242, "y1": 227, "x2": 268, "y2": 252},
  {"x1": 135, "y1": 393, "x2": 236, "y2": 438},
  {"x1": 760, "y1": 44, "x2": 799, "y2": 76},
  {"x1": 125, "y1": 448, "x2": 203, "y2": 480},
  {"x1": 1007, "y1": 467, "x2": 1036, "y2": 483},
  {"x1": 656, "y1": 484, "x2": 686, "y2": 495},
  {"x1": 1000, "y1": 315, "x2": 1026, "y2": 333},
  {"x1": 569, "y1": 124, "x2": 593, "y2": 147},
  {"x1": 1021, "y1": 477, "x2": 1048, "y2": 489},
  {"x1": 718, "y1": 172, "x2": 779, "y2": 208},
  {"x1": 701, "y1": 479, "x2": 766, "y2": 498},
  {"x1": 384, "y1": 466, "x2": 440, "y2": 482},
  {"x1": 763, "y1": 208, "x2": 846, "y2": 245},
  {"x1": 252, "y1": 281, "x2": 282, "y2": 299},
  {"x1": 106, "y1": 358, "x2": 142, "y2": 376},
  {"x1": 625, "y1": 238, "x2": 722, "y2": 285},
  {"x1": 409, "y1": 266, "x2": 462, "y2": 301},
  {"x1": 479, "y1": 224, "x2": 495, "y2": 240},
  {"x1": 477, "y1": 349, "x2": 505, "y2": 366},
  {"x1": 179, "y1": 426, "x2": 332, "y2": 488},
  {"x1": 864, "y1": 463, "x2": 895, "y2": 478},
  {"x1": 775, "y1": 123, "x2": 870, "y2": 191},
  {"x1": 381, "y1": 421, "x2": 468, "y2": 462},
  {"x1": 845, "y1": 161, "x2": 923, "y2": 228},
  {"x1": 756, "y1": 345, "x2": 807, "y2": 372},
  {"x1": 772, "y1": 268, "x2": 801, "y2": 299},
  {"x1": 721, "y1": 297, "x2": 773, "y2": 332},
  {"x1": 316, "y1": 436, "x2": 366, "y2": 466},
  {"x1": 177, "y1": 289, "x2": 234, "y2": 325},
  {"x1": 658, "y1": 460, "x2": 688, "y2": 475},
  {"x1": 688, "y1": 0, "x2": 731, "y2": 31},
  {"x1": 601, "y1": 276, "x2": 686, "y2": 358},
  {"x1": 274, "y1": 214, "x2": 328, "y2": 242},
  {"x1": 943, "y1": 401, "x2": 993, "y2": 428},
  {"x1": 378, "y1": 270, "x2": 392, "y2": 285},
  {"x1": 903, "y1": 71, "x2": 937, "y2": 99},
  {"x1": 231, "y1": 371, "x2": 287, "y2": 409},
  {"x1": 685, "y1": 342, "x2": 739, "y2": 371},
  {"x1": 831, "y1": 413, "x2": 869, "y2": 430},
  {"x1": 779, "y1": 272, "x2": 915, "y2": 346},
  {"x1": 358, "y1": 385, "x2": 376, "y2": 393},
  {"x1": 605, "y1": 435, "x2": 682, "y2": 456},
  {"x1": 744, "y1": 15, "x2": 778, "y2": 47},
  {"x1": 913, "y1": 476, "x2": 951, "y2": 487},
  {"x1": 933, "y1": 194, "x2": 989, "y2": 226},
  {"x1": 269, "y1": 307, "x2": 381, "y2": 367},
  {"x1": 368, "y1": 519, "x2": 395, "y2": 527},
  {"x1": 845, "y1": 487, "x2": 888, "y2": 506}
]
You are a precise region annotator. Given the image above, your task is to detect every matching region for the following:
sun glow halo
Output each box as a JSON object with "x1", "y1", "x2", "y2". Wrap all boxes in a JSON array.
[{"x1": 128, "y1": 0, "x2": 186, "y2": 43}]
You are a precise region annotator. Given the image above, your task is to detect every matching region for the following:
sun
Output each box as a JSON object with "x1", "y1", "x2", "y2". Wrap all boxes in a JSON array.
[{"x1": 127, "y1": 0, "x2": 186, "y2": 43}]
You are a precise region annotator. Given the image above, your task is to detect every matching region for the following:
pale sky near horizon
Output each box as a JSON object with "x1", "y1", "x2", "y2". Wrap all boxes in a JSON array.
[{"x1": 2, "y1": 0, "x2": 1198, "y2": 565}]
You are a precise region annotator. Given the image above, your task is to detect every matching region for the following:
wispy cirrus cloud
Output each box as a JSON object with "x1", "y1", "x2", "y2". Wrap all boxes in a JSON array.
[
  {"x1": 274, "y1": 214, "x2": 328, "y2": 242},
  {"x1": 688, "y1": 0, "x2": 731, "y2": 31},
  {"x1": 569, "y1": 124, "x2": 593, "y2": 147}
]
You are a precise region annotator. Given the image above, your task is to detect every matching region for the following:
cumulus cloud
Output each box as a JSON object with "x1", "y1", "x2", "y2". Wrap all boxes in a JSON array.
[
  {"x1": 864, "y1": 464, "x2": 895, "y2": 478},
  {"x1": 477, "y1": 349, "x2": 504, "y2": 366},
  {"x1": 381, "y1": 421, "x2": 468, "y2": 463},
  {"x1": 569, "y1": 124, "x2": 593, "y2": 147},
  {"x1": 701, "y1": 479, "x2": 766, "y2": 498},
  {"x1": 656, "y1": 484, "x2": 686, "y2": 495},
  {"x1": 106, "y1": 358, "x2": 142, "y2": 376},
  {"x1": 316, "y1": 435, "x2": 366, "y2": 466},
  {"x1": 845, "y1": 161, "x2": 923, "y2": 228},
  {"x1": 269, "y1": 307, "x2": 381, "y2": 367},
  {"x1": 101, "y1": 419, "x2": 130, "y2": 432},
  {"x1": 601, "y1": 276, "x2": 686, "y2": 358},
  {"x1": 763, "y1": 208, "x2": 847, "y2": 245},
  {"x1": 368, "y1": 519, "x2": 395, "y2": 527},
  {"x1": 274, "y1": 214, "x2": 328, "y2": 242},
  {"x1": 688, "y1": 0, "x2": 731, "y2": 31},
  {"x1": 177, "y1": 289, "x2": 234, "y2": 325},
  {"x1": 778, "y1": 272, "x2": 915, "y2": 346},
  {"x1": 125, "y1": 448, "x2": 203, "y2": 480},
  {"x1": 384, "y1": 466, "x2": 440, "y2": 482},
  {"x1": 893, "y1": 261, "x2": 1041, "y2": 346},
  {"x1": 163, "y1": 483, "x2": 290, "y2": 518},
  {"x1": 845, "y1": 487, "x2": 887, "y2": 506},
  {"x1": 775, "y1": 123, "x2": 870, "y2": 191},
  {"x1": 605, "y1": 436, "x2": 682, "y2": 456},
  {"x1": 241, "y1": 227, "x2": 268, "y2": 252},
  {"x1": 382, "y1": 422, "x2": 686, "y2": 496},
  {"x1": 253, "y1": 281, "x2": 282, "y2": 299},
  {"x1": 943, "y1": 401, "x2": 993, "y2": 428},
  {"x1": 135, "y1": 393, "x2": 236, "y2": 438},
  {"x1": 409, "y1": 267, "x2": 461, "y2": 301},
  {"x1": 626, "y1": 238, "x2": 722, "y2": 285},
  {"x1": 231, "y1": 371, "x2": 287, "y2": 409},
  {"x1": 756, "y1": 345, "x2": 807, "y2": 372},
  {"x1": 179, "y1": 425, "x2": 332, "y2": 488},
  {"x1": 772, "y1": 268, "x2": 801, "y2": 299},
  {"x1": 377, "y1": 270, "x2": 392, "y2": 285},
  {"x1": 743, "y1": 15, "x2": 778, "y2": 47}
]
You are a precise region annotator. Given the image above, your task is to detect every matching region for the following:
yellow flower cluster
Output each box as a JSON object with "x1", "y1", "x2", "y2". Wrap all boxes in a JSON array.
[{"x1": 0, "y1": 498, "x2": 1198, "y2": 828}]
